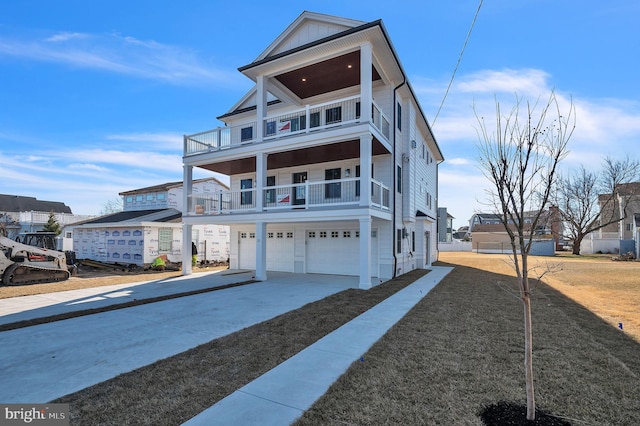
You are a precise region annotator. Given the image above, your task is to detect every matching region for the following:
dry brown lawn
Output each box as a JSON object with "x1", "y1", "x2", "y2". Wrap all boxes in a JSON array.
[
  {"x1": 297, "y1": 253, "x2": 640, "y2": 425},
  {"x1": 439, "y1": 251, "x2": 640, "y2": 342}
]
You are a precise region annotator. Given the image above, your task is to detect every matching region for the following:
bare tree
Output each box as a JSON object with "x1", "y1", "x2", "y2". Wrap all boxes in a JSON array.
[
  {"x1": 556, "y1": 156, "x2": 640, "y2": 255},
  {"x1": 475, "y1": 92, "x2": 574, "y2": 420},
  {"x1": 100, "y1": 198, "x2": 123, "y2": 215}
]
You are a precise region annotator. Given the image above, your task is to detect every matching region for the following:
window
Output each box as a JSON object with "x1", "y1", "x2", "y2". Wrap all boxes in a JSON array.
[
  {"x1": 412, "y1": 231, "x2": 416, "y2": 252},
  {"x1": 291, "y1": 115, "x2": 306, "y2": 131},
  {"x1": 241, "y1": 178, "x2": 253, "y2": 205},
  {"x1": 240, "y1": 126, "x2": 253, "y2": 142},
  {"x1": 325, "y1": 106, "x2": 342, "y2": 124},
  {"x1": 626, "y1": 223, "x2": 632, "y2": 231},
  {"x1": 355, "y1": 165, "x2": 361, "y2": 197},
  {"x1": 157, "y1": 193, "x2": 166, "y2": 200},
  {"x1": 355, "y1": 102, "x2": 361, "y2": 119},
  {"x1": 397, "y1": 165, "x2": 402, "y2": 193},
  {"x1": 266, "y1": 121, "x2": 276, "y2": 136},
  {"x1": 287, "y1": 232, "x2": 293, "y2": 238},
  {"x1": 343, "y1": 231, "x2": 351, "y2": 238},
  {"x1": 310, "y1": 112, "x2": 320, "y2": 128},
  {"x1": 308, "y1": 231, "x2": 316, "y2": 238},
  {"x1": 146, "y1": 194, "x2": 154, "y2": 201},
  {"x1": 397, "y1": 102, "x2": 402, "y2": 131},
  {"x1": 249, "y1": 233, "x2": 255, "y2": 238},
  {"x1": 325, "y1": 168, "x2": 341, "y2": 199},
  {"x1": 320, "y1": 231, "x2": 327, "y2": 238},
  {"x1": 331, "y1": 231, "x2": 339, "y2": 238},
  {"x1": 277, "y1": 232, "x2": 283, "y2": 238},
  {"x1": 265, "y1": 176, "x2": 276, "y2": 204},
  {"x1": 397, "y1": 229, "x2": 402, "y2": 254},
  {"x1": 158, "y1": 228, "x2": 172, "y2": 253},
  {"x1": 268, "y1": 232, "x2": 274, "y2": 238},
  {"x1": 126, "y1": 196, "x2": 133, "y2": 203},
  {"x1": 136, "y1": 195, "x2": 143, "y2": 202}
]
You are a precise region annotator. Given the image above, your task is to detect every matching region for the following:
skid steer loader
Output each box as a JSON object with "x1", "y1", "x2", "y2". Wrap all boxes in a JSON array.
[{"x1": 0, "y1": 236, "x2": 71, "y2": 285}]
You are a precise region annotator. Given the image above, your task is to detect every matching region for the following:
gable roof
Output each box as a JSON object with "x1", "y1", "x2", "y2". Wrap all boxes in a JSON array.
[
  {"x1": 0, "y1": 194, "x2": 72, "y2": 214},
  {"x1": 254, "y1": 11, "x2": 366, "y2": 62}
]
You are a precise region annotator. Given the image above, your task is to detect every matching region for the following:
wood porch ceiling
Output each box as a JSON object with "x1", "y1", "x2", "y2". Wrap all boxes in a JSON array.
[
  {"x1": 275, "y1": 51, "x2": 381, "y2": 99},
  {"x1": 199, "y1": 138, "x2": 388, "y2": 175}
]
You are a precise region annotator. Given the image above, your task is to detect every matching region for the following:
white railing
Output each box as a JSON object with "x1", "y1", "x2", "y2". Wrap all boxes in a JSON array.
[
  {"x1": 17, "y1": 211, "x2": 95, "y2": 226},
  {"x1": 188, "y1": 178, "x2": 390, "y2": 215},
  {"x1": 184, "y1": 95, "x2": 391, "y2": 156}
]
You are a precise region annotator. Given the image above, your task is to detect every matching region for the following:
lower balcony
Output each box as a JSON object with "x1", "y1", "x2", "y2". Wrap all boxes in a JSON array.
[{"x1": 188, "y1": 178, "x2": 390, "y2": 216}]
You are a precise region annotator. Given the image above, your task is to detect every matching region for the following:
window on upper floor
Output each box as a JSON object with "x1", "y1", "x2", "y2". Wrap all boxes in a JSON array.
[
  {"x1": 325, "y1": 168, "x2": 341, "y2": 199},
  {"x1": 325, "y1": 107, "x2": 342, "y2": 125},
  {"x1": 397, "y1": 165, "x2": 402, "y2": 193},
  {"x1": 157, "y1": 193, "x2": 166, "y2": 200},
  {"x1": 146, "y1": 194, "x2": 154, "y2": 201},
  {"x1": 397, "y1": 102, "x2": 402, "y2": 131},
  {"x1": 241, "y1": 126, "x2": 253, "y2": 142}
]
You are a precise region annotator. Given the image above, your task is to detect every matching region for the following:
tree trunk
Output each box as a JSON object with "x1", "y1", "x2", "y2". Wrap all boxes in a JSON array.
[
  {"x1": 572, "y1": 234, "x2": 584, "y2": 255},
  {"x1": 523, "y1": 291, "x2": 535, "y2": 420}
]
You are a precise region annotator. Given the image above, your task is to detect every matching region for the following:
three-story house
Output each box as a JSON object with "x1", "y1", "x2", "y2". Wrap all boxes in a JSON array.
[{"x1": 181, "y1": 11, "x2": 443, "y2": 288}]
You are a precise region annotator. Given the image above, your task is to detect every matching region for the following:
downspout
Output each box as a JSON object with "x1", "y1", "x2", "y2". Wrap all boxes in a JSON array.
[{"x1": 392, "y1": 78, "x2": 406, "y2": 278}]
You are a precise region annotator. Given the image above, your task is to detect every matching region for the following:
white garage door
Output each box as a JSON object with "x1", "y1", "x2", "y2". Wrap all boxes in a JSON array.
[
  {"x1": 238, "y1": 231, "x2": 256, "y2": 270},
  {"x1": 238, "y1": 230, "x2": 295, "y2": 272},
  {"x1": 266, "y1": 231, "x2": 295, "y2": 272},
  {"x1": 306, "y1": 229, "x2": 360, "y2": 275}
]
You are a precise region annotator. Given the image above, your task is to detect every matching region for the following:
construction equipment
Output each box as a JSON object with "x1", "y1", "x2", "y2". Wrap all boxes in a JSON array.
[{"x1": 0, "y1": 235, "x2": 71, "y2": 285}]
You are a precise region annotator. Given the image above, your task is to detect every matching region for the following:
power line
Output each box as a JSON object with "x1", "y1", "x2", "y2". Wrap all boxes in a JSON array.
[{"x1": 432, "y1": 0, "x2": 483, "y2": 127}]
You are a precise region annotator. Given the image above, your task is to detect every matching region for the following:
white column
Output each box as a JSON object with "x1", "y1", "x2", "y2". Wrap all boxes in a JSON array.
[
  {"x1": 255, "y1": 221, "x2": 267, "y2": 281},
  {"x1": 360, "y1": 134, "x2": 372, "y2": 207},
  {"x1": 359, "y1": 217, "x2": 372, "y2": 289},
  {"x1": 182, "y1": 165, "x2": 193, "y2": 275},
  {"x1": 256, "y1": 153, "x2": 267, "y2": 211},
  {"x1": 256, "y1": 75, "x2": 266, "y2": 141},
  {"x1": 360, "y1": 42, "x2": 373, "y2": 122}
]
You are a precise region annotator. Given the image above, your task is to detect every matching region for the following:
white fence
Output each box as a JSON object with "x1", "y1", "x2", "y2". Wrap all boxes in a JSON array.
[{"x1": 438, "y1": 241, "x2": 472, "y2": 252}]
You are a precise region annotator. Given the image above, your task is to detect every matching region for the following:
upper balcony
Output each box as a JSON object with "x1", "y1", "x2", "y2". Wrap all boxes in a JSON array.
[
  {"x1": 187, "y1": 177, "x2": 390, "y2": 218},
  {"x1": 184, "y1": 95, "x2": 390, "y2": 157}
]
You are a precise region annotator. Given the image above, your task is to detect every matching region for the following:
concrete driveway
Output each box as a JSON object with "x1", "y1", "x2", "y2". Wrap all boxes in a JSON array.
[{"x1": 0, "y1": 271, "x2": 358, "y2": 403}]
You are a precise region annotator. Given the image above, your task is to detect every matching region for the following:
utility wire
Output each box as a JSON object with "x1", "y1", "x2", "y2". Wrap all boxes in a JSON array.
[{"x1": 432, "y1": 0, "x2": 483, "y2": 127}]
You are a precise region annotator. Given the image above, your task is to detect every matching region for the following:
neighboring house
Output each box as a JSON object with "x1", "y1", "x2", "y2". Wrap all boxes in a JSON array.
[
  {"x1": 67, "y1": 179, "x2": 230, "y2": 266},
  {"x1": 584, "y1": 182, "x2": 640, "y2": 255},
  {"x1": 437, "y1": 207, "x2": 453, "y2": 242},
  {"x1": 0, "y1": 193, "x2": 93, "y2": 240},
  {"x1": 181, "y1": 11, "x2": 444, "y2": 288},
  {"x1": 470, "y1": 208, "x2": 563, "y2": 249}
]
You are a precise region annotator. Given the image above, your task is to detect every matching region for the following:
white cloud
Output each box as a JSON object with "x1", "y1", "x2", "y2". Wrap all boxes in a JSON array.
[
  {"x1": 106, "y1": 132, "x2": 184, "y2": 150},
  {"x1": 0, "y1": 32, "x2": 243, "y2": 87},
  {"x1": 446, "y1": 157, "x2": 472, "y2": 166}
]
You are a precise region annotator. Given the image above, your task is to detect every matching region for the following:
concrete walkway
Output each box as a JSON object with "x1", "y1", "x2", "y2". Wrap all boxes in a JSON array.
[{"x1": 184, "y1": 266, "x2": 453, "y2": 426}]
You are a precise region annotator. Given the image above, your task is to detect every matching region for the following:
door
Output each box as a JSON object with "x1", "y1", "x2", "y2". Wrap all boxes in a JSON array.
[
  {"x1": 292, "y1": 172, "x2": 307, "y2": 205},
  {"x1": 240, "y1": 178, "x2": 253, "y2": 206}
]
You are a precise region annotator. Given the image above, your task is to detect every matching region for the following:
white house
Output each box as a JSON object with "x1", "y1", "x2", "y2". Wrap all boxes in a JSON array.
[
  {"x1": 0, "y1": 194, "x2": 94, "y2": 240},
  {"x1": 181, "y1": 11, "x2": 444, "y2": 288},
  {"x1": 69, "y1": 178, "x2": 230, "y2": 266}
]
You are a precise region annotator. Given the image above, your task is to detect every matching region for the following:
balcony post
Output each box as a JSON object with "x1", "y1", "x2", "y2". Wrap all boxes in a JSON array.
[
  {"x1": 360, "y1": 42, "x2": 373, "y2": 123},
  {"x1": 360, "y1": 134, "x2": 372, "y2": 207},
  {"x1": 182, "y1": 164, "x2": 193, "y2": 276},
  {"x1": 256, "y1": 75, "x2": 266, "y2": 141},
  {"x1": 359, "y1": 217, "x2": 372, "y2": 289},
  {"x1": 255, "y1": 221, "x2": 267, "y2": 281},
  {"x1": 256, "y1": 153, "x2": 266, "y2": 211}
]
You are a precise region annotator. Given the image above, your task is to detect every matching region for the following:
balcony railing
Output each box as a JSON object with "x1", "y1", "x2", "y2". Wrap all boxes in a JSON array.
[
  {"x1": 184, "y1": 95, "x2": 391, "y2": 156},
  {"x1": 188, "y1": 178, "x2": 390, "y2": 215}
]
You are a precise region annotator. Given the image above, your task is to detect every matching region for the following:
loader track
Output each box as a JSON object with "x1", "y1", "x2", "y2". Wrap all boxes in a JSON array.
[{"x1": 2, "y1": 263, "x2": 70, "y2": 286}]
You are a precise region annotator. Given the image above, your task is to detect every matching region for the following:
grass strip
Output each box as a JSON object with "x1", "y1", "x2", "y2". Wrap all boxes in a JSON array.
[
  {"x1": 53, "y1": 269, "x2": 429, "y2": 425},
  {"x1": 0, "y1": 280, "x2": 257, "y2": 332},
  {"x1": 295, "y1": 263, "x2": 640, "y2": 425}
]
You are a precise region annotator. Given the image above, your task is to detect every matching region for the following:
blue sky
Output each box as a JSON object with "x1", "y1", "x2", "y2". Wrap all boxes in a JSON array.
[{"x1": 1, "y1": 1, "x2": 639, "y2": 228}]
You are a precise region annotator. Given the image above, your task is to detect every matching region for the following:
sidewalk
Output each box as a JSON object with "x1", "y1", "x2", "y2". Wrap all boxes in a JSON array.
[{"x1": 184, "y1": 266, "x2": 453, "y2": 425}]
